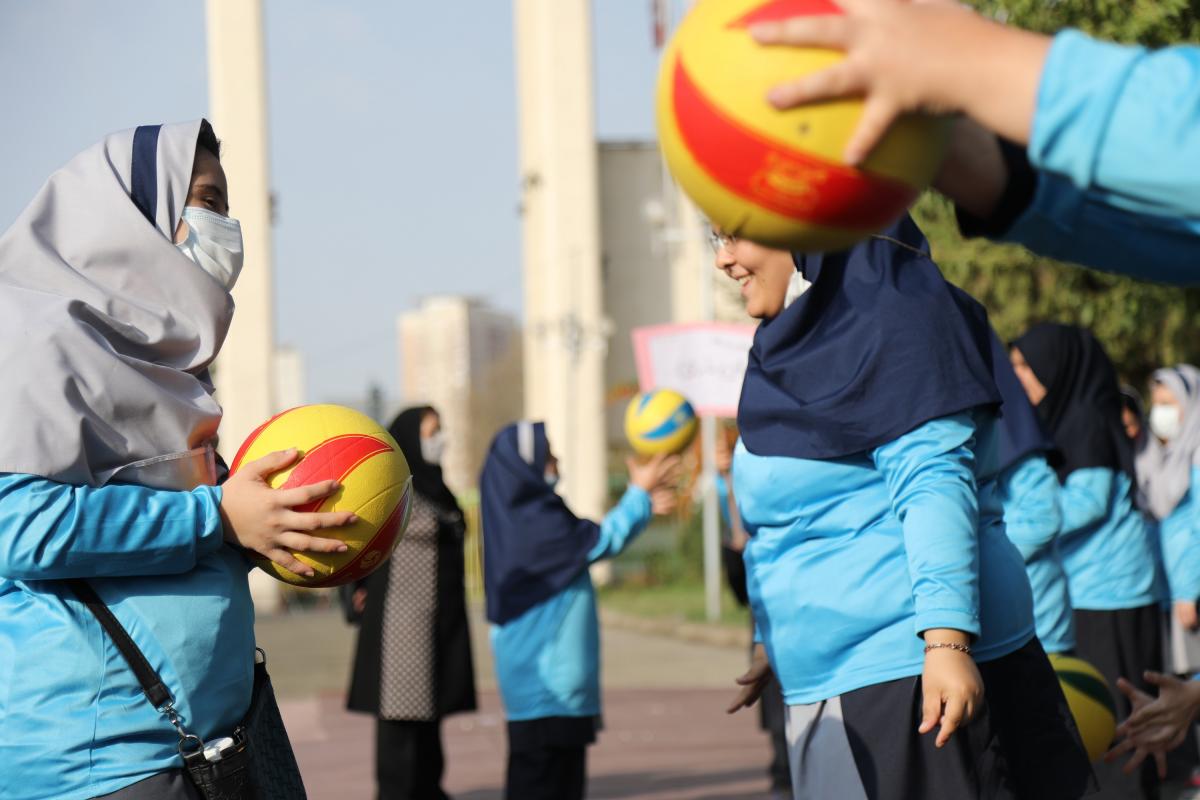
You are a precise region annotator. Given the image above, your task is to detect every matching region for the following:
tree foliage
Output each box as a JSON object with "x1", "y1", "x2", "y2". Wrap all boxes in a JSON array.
[{"x1": 919, "y1": 0, "x2": 1200, "y2": 388}]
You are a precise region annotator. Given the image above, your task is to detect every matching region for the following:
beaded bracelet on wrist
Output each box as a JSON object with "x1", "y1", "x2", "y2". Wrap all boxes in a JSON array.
[{"x1": 923, "y1": 642, "x2": 971, "y2": 655}]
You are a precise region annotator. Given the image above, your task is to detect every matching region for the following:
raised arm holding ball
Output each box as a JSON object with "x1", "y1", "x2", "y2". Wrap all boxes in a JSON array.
[
  {"x1": 481, "y1": 421, "x2": 679, "y2": 800},
  {"x1": 751, "y1": 0, "x2": 1200, "y2": 282}
]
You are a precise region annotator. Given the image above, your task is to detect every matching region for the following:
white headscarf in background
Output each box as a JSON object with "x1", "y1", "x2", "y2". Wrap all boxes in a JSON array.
[
  {"x1": 1136, "y1": 364, "x2": 1200, "y2": 520},
  {"x1": 0, "y1": 120, "x2": 234, "y2": 489}
]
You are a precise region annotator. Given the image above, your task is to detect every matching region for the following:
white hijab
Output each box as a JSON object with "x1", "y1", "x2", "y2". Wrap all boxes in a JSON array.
[
  {"x1": 0, "y1": 120, "x2": 234, "y2": 490},
  {"x1": 1136, "y1": 364, "x2": 1200, "y2": 520}
]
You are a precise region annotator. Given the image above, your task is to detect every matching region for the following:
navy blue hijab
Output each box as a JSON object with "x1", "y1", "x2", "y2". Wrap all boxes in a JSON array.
[
  {"x1": 738, "y1": 215, "x2": 1001, "y2": 459},
  {"x1": 480, "y1": 421, "x2": 600, "y2": 625},
  {"x1": 988, "y1": 330, "x2": 1055, "y2": 473}
]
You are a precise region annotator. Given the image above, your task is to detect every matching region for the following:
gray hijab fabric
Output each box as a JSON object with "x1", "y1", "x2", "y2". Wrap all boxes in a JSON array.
[
  {"x1": 1136, "y1": 364, "x2": 1200, "y2": 520},
  {"x1": 0, "y1": 120, "x2": 234, "y2": 490}
]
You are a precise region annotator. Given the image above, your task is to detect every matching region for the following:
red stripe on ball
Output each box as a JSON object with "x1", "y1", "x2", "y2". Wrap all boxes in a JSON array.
[
  {"x1": 728, "y1": 0, "x2": 843, "y2": 29},
  {"x1": 280, "y1": 433, "x2": 394, "y2": 512},
  {"x1": 671, "y1": 56, "x2": 917, "y2": 230}
]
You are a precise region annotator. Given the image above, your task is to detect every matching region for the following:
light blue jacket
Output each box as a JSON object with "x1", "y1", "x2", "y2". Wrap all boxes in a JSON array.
[
  {"x1": 1000, "y1": 31, "x2": 1200, "y2": 282},
  {"x1": 996, "y1": 454, "x2": 1074, "y2": 653},
  {"x1": 490, "y1": 486, "x2": 651, "y2": 722},
  {"x1": 1057, "y1": 467, "x2": 1159, "y2": 610},
  {"x1": 0, "y1": 474, "x2": 255, "y2": 800},
  {"x1": 1157, "y1": 466, "x2": 1200, "y2": 604},
  {"x1": 733, "y1": 412, "x2": 1035, "y2": 705}
]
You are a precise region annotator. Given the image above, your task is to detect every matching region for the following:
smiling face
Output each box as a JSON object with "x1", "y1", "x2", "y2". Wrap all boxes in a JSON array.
[{"x1": 712, "y1": 233, "x2": 795, "y2": 319}]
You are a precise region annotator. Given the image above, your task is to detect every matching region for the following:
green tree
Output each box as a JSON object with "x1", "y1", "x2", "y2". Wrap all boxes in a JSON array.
[{"x1": 917, "y1": 0, "x2": 1200, "y2": 389}]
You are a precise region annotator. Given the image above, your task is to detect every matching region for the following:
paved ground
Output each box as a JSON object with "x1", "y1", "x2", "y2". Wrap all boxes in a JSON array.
[{"x1": 256, "y1": 606, "x2": 781, "y2": 800}]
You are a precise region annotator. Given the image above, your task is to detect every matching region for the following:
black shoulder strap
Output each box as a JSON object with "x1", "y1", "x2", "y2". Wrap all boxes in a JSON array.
[{"x1": 67, "y1": 579, "x2": 174, "y2": 709}]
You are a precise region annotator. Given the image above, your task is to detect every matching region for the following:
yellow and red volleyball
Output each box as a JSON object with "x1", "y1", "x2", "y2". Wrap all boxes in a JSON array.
[
  {"x1": 625, "y1": 389, "x2": 699, "y2": 456},
  {"x1": 656, "y1": 0, "x2": 949, "y2": 252},
  {"x1": 1049, "y1": 654, "x2": 1118, "y2": 762},
  {"x1": 230, "y1": 404, "x2": 412, "y2": 588}
]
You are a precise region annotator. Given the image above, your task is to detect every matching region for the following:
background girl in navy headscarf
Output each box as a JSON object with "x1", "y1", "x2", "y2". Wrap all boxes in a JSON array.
[
  {"x1": 480, "y1": 421, "x2": 678, "y2": 800},
  {"x1": 717, "y1": 216, "x2": 1092, "y2": 800},
  {"x1": 1011, "y1": 323, "x2": 1162, "y2": 798},
  {"x1": 989, "y1": 331, "x2": 1076, "y2": 657}
]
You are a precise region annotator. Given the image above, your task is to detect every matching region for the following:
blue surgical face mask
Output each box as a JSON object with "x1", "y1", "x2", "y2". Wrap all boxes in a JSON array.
[{"x1": 175, "y1": 206, "x2": 244, "y2": 291}]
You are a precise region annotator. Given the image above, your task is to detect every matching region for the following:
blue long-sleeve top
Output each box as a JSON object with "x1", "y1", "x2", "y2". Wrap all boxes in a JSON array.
[
  {"x1": 0, "y1": 474, "x2": 255, "y2": 800},
  {"x1": 733, "y1": 412, "x2": 1035, "y2": 705},
  {"x1": 994, "y1": 31, "x2": 1200, "y2": 282},
  {"x1": 1056, "y1": 467, "x2": 1159, "y2": 610},
  {"x1": 1157, "y1": 466, "x2": 1200, "y2": 604},
  {"x1": 996, "y1": 454, "x2": 1074, "y2": 654},
  {"x1": 490, "y1": 486, "x2": 652, "y2": 722}
]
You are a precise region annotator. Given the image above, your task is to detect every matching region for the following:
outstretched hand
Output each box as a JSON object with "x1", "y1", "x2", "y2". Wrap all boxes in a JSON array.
[
  {"x1": 220, "y1": 448, "x2": 356, "y2": 578},
  {"x1": 627, "y1": 452, "x2": 681, "y2": 496},
  {"x1": 1105, "y1": 672, "x2": 1200, "y2": 778}
]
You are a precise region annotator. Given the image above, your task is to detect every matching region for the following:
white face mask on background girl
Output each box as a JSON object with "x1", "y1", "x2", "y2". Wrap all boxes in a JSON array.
[
  {"x1": 420, "y1": 431, "x2": 446, "y2": 465},
  {"x1": 175, "y1": 206, "x2": 244, "y2": 291},
  {"x1": 1150, "y1": 404, "x2": 1183, "y2": 441}
]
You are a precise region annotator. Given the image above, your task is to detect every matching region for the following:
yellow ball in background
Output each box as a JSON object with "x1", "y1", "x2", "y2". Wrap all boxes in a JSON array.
[
  {"x1": 656, "y1": 0, "x2": 949, "y2": 252},
  {"x1": 231, "y1": 404, "x2": 413, "y2": 588},
  {"x1": 1049, "y1": 654, "x2": 1118, "y2": 762},
  {"x1": 625, "y1": 389, "x2": 699, "y2": 456}
]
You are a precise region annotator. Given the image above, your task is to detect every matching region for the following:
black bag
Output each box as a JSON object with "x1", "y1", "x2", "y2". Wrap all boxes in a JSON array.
[{"x1": 69, "y1": 580, "x2": 307, "y2": 800}]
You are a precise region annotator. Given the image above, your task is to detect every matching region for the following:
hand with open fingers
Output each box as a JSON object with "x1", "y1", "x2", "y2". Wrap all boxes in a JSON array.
[
  {"x1": 919, "y1": 632, "x2": 983, "y2": 747},
  {"x1": 1105, "y1": 672, "x2": 1200, "y2": 777},
  {"x1": 728, "y1": 643, "x2": 772, "y2": 714},
  {"x1": 749, "y1": 0, "x2": 1048, "y2": 163},
  {"x1": 627, "y1": 452, "x2": 682, "y2": 495},
  {"x1": 219, "y1": 448, "x2": 357, "y2": 578},
  {"x1": 650, "y1": 487, "x2": 678, "y2": 516}
]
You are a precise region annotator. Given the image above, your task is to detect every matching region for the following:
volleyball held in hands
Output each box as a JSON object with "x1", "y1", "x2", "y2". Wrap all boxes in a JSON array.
[
  {"x1": 230, "y1": 404, "x2": 413, "y2": 588},
  {"x1": 656, "y1": 0, "x2": 948, "y2": 252},
  {"x1": 625, "y1": 389, "x2": 699, "y2": 456}
]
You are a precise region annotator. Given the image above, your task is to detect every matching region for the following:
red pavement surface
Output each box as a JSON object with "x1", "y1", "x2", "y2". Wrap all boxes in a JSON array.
[{"x1": 285, "y1": 688, "x2": 780, "y2": 800}]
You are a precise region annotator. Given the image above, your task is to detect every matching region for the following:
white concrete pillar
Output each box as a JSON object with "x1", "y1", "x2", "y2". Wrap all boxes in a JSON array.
[
  {"x1": 514, "y1": 0, "x2": 607, "y2": 520},
  {"x1": 205, "y1": 0, "x2": 276, "y2": 457}
]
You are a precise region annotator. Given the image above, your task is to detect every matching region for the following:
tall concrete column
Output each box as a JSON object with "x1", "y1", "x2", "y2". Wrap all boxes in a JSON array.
[
  {"x1": 205, "y1": 0, "x2": 276, "y2": 456},
  {"x1": 515, "y1": 0, "x2": 608, "y2": 520}
]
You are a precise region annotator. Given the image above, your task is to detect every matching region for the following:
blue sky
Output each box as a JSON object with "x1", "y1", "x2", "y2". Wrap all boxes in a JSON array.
[{"x1": 0, "y1": 1, "x2": 664, "y2": 406}]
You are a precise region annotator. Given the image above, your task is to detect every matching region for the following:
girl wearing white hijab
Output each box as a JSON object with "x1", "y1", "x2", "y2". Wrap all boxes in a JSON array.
[
  {"x1": 1138, "y1": 365, "x2": 1200, "y2": 673},
  {"x1": 0, "y1": 120, "x2": 351, "y2": 800}
]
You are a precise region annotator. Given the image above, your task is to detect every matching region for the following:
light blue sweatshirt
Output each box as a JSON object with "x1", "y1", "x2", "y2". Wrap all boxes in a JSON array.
[
  {"x1": 999, "y1": 31, "x2": 1200, "y2": 282},
  {"x1": 490, "y1": 486, "x2": 652, "y2": 722},
  {"x1": 733, "y1": 412, "x2": 1035, "y2": 705},
  {"x1": 0, "y1": 474, "x2": 255, "y2": 800},
  {"x1": 1157, "y1": 466, "x2": 1200, "y2": 604},
  {"x1": 996, "y1": 454, "x2": 1074, "y2": 654},
  {"x1": 1057, "y1": 467, "x2": 1159, "y2": 610}
]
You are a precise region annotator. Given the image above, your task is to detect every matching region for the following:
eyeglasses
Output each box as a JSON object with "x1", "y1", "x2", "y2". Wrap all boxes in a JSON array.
[{"x1": 708, "y1": 228, "x2": 737, "y2": 253}]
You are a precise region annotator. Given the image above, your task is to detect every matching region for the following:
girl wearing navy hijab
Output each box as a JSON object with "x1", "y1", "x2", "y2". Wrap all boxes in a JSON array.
[
  {"x1": 481, "y1": 421, "x2": 678, "y2": 800},
  {"x1": 1011, "y1": 324, "x2": 1161, "y2": 798},
  {"x1": 990, "y1": 332, "x2": 1076, "y2": 657},
  {"x1": 717, "y1": 216, "x2": 1092, "y2": 799}
]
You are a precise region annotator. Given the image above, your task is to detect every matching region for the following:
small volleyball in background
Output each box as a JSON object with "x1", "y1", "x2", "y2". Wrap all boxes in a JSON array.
[
  {"x1": 1049, "y1": 654, "x2": 1118, "y2": 762},
  {"x1": 230, "y1": 404, "x2": 413, "y2": 588},
  {"x1": 625, "y1": 388, "x2": 699, "y2": 456},
  {"x1": 656, "y1": 0, "x2": 949, "y2": 252}
]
